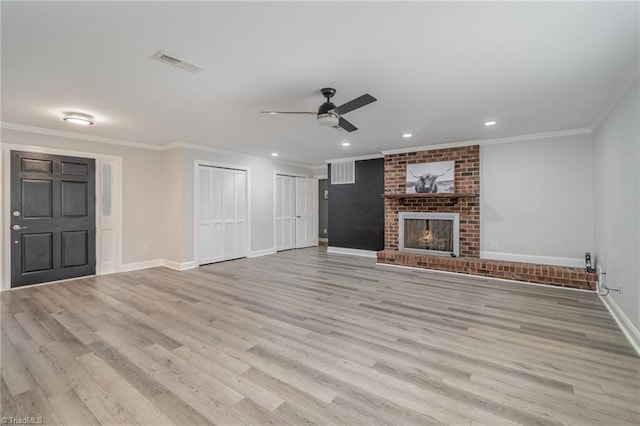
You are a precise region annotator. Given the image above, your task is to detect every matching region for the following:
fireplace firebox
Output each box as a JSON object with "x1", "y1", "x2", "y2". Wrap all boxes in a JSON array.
[{"x1": 398, "y1": 212, "x2": 460, "y2": 257}]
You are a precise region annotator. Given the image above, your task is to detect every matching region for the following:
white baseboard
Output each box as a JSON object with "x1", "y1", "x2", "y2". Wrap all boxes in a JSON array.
[
  {"x1": 480, "y1": 251, "x2": 583, "y2": 268},
  {"x1": 121, "y1": 259, "x2": 195, "y2": 272},
  {"x1": 327, "y1": 246, "x2": 378, "y2": 258},
  {"x1": 600, "y1": 295, "x2": 640, "y2": 356},
  {"x1": 248, "y1": 248, "x2": 277, "y2": 258},
  {"x1": 375, "y1": 262, "x2": 593, "y2": 293},
  {"x1": 163, "y1": 260, "x2": 197, "y2": 271},
  {"x1": 121, "y1": 259, "x2": 165, "y2": 272}
]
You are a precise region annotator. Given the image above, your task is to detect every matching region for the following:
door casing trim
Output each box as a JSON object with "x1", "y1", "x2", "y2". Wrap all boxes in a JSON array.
[{"x1": 1, "y1": 144, "x2": 123, "y2": 290}]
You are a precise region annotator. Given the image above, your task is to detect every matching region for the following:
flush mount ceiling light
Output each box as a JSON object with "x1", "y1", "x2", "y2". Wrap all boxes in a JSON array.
[
  {"x1": 271, "y1": 153, "x2": 279, "y2": 157},
  {"x1": 341, "y1": 142, "x2": 351, "y2": 147},
  {"x1": 484, "y1": 121, "x2": 497, "y2": 126},
  {"x1": 61, "y1": 112, "x2": 95, "y2": 126},
  {"x1": 402, "y1": 133, "x2": 413, "y2": 138}
]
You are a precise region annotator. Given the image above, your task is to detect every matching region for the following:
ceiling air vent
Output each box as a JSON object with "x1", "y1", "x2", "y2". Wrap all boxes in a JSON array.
[{"x1": 152, "y1": 51, "x2": 204, "y2": 73}]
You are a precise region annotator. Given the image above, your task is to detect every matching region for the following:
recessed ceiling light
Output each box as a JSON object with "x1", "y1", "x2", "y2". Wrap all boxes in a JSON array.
[
  {"x1": 341, "y1": 142, "x2": 351, "y2": 147},
  {"x1": 484, "y1": 121, "x2": 497, "y2": 126},
  {"x1": 271, "y1": 153, "x2": 279, "y2": 157},
  {"x1": 60, "y1": 112, "x2": 94, "y2": 126},
  {"x1": 402, "y1": 133, "x2": 412, "y2": 138}
]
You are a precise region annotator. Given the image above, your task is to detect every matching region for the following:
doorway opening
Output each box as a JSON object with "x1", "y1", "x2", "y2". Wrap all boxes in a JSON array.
[
  {"x1": 318, "y1": 178, "x2": 328, "y2": 245},
  {"x1": 275, "y1": 173, "x2": 318, "y2": 251}
]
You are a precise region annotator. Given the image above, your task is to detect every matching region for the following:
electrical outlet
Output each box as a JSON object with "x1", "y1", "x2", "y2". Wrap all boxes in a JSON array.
[
  {"x1": 491, "y1": 242, "x2": 498, "y2": 251},
  {"x1": 323, "y1": 228, "x2": 327, "y2": 234},
  {"x1": 142, "y1": 243, "x2": 149, "y2": 252}
]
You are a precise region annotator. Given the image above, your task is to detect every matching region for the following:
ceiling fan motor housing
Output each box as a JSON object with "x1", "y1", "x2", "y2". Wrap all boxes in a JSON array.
[
  {"x1": 317, "y1": 88, "x2": 339, "y2": 126},
  {"x1": 318, "y1": 101, "x2": 336, "y2": 115}
]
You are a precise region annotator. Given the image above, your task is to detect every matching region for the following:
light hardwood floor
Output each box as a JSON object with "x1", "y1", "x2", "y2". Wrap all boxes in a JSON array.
[{"x1": 1, "y1": 248, "x2": 639, "y2": 425}]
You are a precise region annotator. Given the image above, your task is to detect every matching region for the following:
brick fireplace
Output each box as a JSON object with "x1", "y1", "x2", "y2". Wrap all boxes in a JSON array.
[
  {"x1": 377, "y1": 145, "x2": 595, "y2": 290},
  {"x1": 383, "y1": 145, "x2": 480, "y2": 255}
]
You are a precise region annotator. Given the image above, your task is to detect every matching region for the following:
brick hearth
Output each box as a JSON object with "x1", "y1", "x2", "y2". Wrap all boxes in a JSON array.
[
  {"x1": 377, "y1": 250, "x2": 594, "y2": 290},
  {"x1": 377, "y1": 145, "x2": 595, "y2": 290}
]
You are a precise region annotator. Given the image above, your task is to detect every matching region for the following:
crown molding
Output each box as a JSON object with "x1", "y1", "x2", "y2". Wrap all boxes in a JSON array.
[
  {"x1": 325, "y1": 153, "x2": 384, "y2": 164},
  {"x1": 1, "y1": 122, "x2": 315, "y2": 169},
  {"x1": 0, "y1": 121, "x2": 164, "y2": 151},
  {"x1": 380, "y1": 127, "x2": 592, "y2": 156},
  {"x1": 163, "y1": 141, "x2": 316, "y2": 169},
  {"x1": 3, "y1": 121, "x2": 594, "y2": 167},
  {"x1": 591, "y1": 61, "x2": 640, "y2": 132}
]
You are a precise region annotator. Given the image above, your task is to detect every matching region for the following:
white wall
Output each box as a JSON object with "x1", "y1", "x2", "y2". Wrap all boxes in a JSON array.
[
  {"x1": 0, "y1": 128, "x2": 315, "y2": 275},
  {"x1": 480, "y1": 133, "x2": 594, "y2": 266},
  {"x1": 176, "y1": 147, "x2": 314, "y2": 263},
  {"x1": 0, "y1": 129, "x2": 167, "y2": 274},
  {"x1": 162, "y1": 149, "x2": 184, "y2": 264},
  {"x1": 312, "y1": 165, "x2": 328, "y2": 178},
  {"x1": 593, "y1": 76, "x2": 639, "y2": 331}
]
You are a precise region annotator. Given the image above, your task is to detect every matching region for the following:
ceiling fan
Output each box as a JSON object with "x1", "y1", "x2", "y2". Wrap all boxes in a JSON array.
[{"x1": 261, "y1": 88, "x2": 377, "y2": 132}]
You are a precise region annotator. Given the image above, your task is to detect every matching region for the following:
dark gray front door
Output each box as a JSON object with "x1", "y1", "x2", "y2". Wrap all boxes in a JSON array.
[{"x1": 11, "y1": 151, "x2": 96, "y2": 287}]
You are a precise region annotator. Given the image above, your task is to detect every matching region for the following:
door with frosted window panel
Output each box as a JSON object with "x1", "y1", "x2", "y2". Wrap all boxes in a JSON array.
[{"x1": 99, "y1": 160, "x2": 117, "y2": 274}]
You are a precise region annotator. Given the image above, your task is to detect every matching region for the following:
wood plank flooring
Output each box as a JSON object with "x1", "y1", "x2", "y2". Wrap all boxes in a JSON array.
[{"x1": 1, "y1": 247, "x2": 639, "y2": 425}]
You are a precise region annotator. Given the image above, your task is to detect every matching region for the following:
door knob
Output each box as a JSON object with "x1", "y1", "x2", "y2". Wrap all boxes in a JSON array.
[{"x1": 12, "y1": 225, "x2": 27, "y2": 231}]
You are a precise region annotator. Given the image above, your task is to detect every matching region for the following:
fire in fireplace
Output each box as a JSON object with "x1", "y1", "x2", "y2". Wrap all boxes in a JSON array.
[{"x1": 398, "y1": 212, "x2": 460, "y2": 257}]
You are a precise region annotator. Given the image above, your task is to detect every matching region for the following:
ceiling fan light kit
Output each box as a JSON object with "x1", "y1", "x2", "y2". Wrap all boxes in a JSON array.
[
  {"x1": 317, "y1": 113, "x2": 339, "y2": 127},
  {"x1": 262, "y1": 87, "x2": 376, "y2": 133}
]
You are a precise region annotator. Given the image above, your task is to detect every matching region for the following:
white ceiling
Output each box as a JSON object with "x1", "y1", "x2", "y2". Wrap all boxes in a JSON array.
[{"x1": 2, "y1": 1, "x2": 638, "y2": 166}]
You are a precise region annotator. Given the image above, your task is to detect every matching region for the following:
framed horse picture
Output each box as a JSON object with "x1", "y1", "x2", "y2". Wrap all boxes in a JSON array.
[{"x1": 406, "y1": 160, "x2": 455, "y2": 194}]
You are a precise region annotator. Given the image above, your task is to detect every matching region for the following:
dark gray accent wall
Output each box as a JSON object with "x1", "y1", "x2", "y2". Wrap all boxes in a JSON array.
[
  {"x1": 318, "y1": 179, "x2": 328, "y2": 239},
  {"x1": 328, "y1": 158, "x2": 384, "y2": 251}
]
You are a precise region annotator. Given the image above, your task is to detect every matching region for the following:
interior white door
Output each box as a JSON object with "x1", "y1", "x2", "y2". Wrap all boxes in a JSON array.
[
  {"x1": 197, "y1": 166, "x2": 247, "y2": 265},
  {"x1": 276, "y1": 175, "x2": 296, "y2": 251},
  {"x1": 295, "y1": 177, "x2": 318, "y2": 248}
]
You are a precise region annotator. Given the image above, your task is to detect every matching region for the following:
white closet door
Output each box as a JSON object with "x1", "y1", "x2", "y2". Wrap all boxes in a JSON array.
[
  {"x1": 231, "y1": 170, "x2": 247, "y2": 259},
  {"x1": 276, "y1": 175, "x2": 296, "y2": 251},
  {"x1": 198, "y1": 167, "x2": 223, "y2": 264},
  {"x1": 197, "y1": 166, "x2": 247, "y2": 265},
  {"x1": 295, "y1": 177, "x2": 318, "y2": 248}
]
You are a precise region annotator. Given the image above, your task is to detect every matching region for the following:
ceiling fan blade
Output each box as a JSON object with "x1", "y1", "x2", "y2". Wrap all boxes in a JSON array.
[
  {"x1": 338, "y1": 117, "x2": 358, "y2": 132},
  {"x1": 261, "y1": 111, "x2": 316, "y2": 115},
  {"x1": 335, "y1": 94, "x2": 377, "y2": 115}
]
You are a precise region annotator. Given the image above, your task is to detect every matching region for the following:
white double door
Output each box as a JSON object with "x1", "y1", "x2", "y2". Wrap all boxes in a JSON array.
[
  {"x1": 197, "y1": 166, "x2": 247, "y2": 265},
  {"x1": 276, "y1": 175, "x2": 318, "y2": 251}
]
